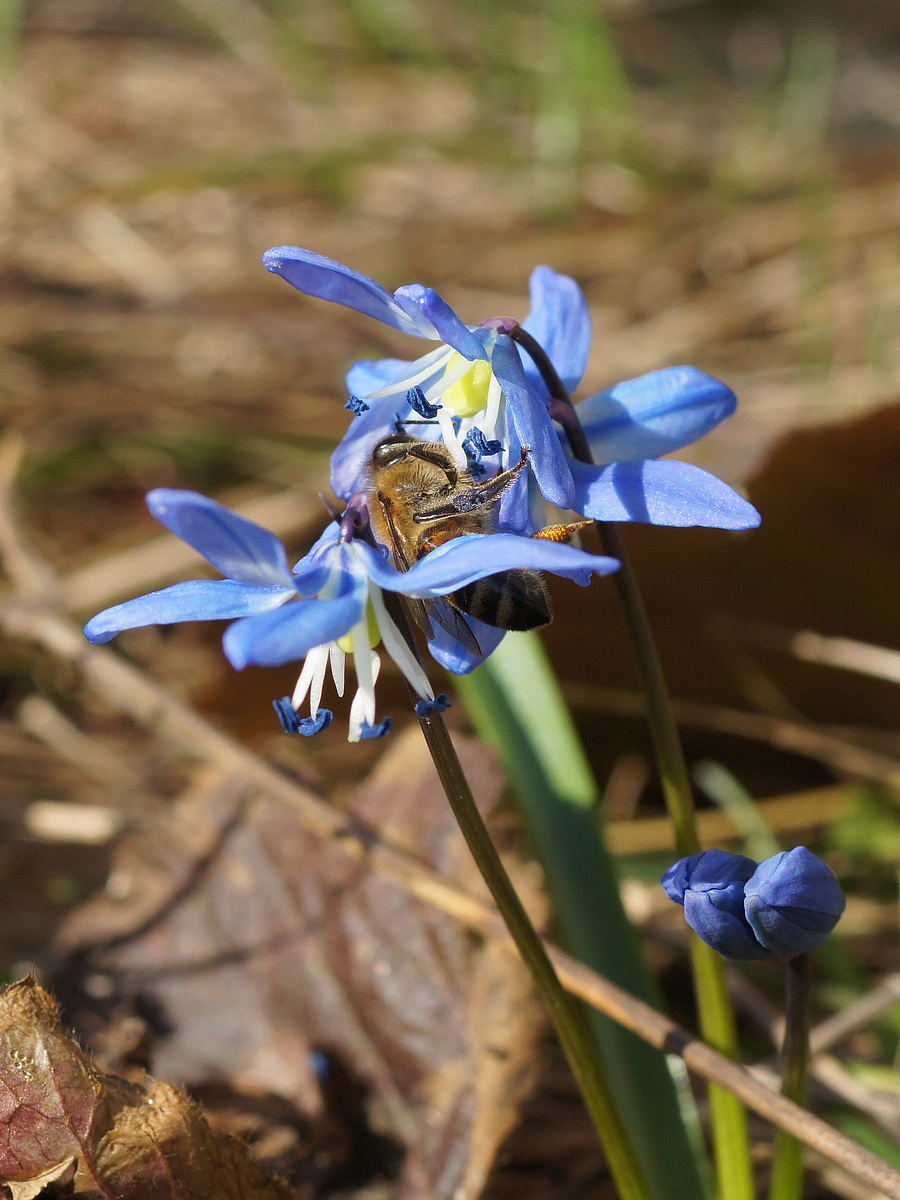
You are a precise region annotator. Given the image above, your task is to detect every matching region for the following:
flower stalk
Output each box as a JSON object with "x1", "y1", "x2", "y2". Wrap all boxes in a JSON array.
[
  {"x1": 414, "y1": 703, "x2": 653, "y2": 1200},
  {"x1": 372, "y1": 584, "x2": 652, "y2": 1200},
  {"x1": 511, "y1": 322, "x2": 756, "y2": 1200},
  {"x1": 769, "y1": 954, "x2": 811, "y2": 1200}
]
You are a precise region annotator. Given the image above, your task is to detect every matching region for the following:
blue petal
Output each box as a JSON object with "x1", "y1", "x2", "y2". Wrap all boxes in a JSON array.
[
  {"x1": 494, "y1": 423, "x2": 532, "y2": 533},
  {"x1": 491, "y1": 337, "x2": 575, "y2": 510},
  {"x1": 358, "y1": 533, "x2": 617, "y2": 595},
  {"x1": 522, "y1": 266, "x2": 592, "y2": 396},
  {"x1": 291, "y1": 524, "x2": 343, "y2": 593},
  {"x1": 577, "y1": 367, "x2": 738, "y2": 464},
  {"x1": 262, "y1": 246, "x2": 426, "y2": 337},
  {"x1": 744, "y1": 848, "x2": 845, "y2": 957},
  {"x1": 147, "y1": 490, "x2": 294, "y2": 587},
  {"x1": 497, "y1": 467, "x2": 533, "y2": 534},
  {"x1": 346, "y1": 356, "x2": 418, "y2": 399},
  {"x1": 664, "y1": 849, "x2": 767, "y2": 958},
  {"x1": 662, "y1": 849, "x2": 757, "y2": 904},
  {"x1": 223, "y1": 590, "x2": 365, "y2": 669},
  {"x1": 426, "y1": 614, "x2": 505, "y2": 674},
  {"x1": 84, "y1": 580, "x2": 291, "y2": 644},
  {"x1": 568, "y1": 459, "x2": 761, "y2": 529},
  {"x1": 683, "y1": 890, "x2": 769, "y2": 960},
  {"x1": 393, "y1": 284, "x2": 488, "y2": 360}
]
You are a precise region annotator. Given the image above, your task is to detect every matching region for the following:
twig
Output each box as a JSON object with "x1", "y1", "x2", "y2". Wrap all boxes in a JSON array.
[
  {"x1": 17, "y1": 694, "x2": 132, "y2": 787},
  {"x1": 605, "y1": 784, "x2": 851, "y2": 854},
  {"x1": 731, "y1": 970, "x2": 900, "y2": 1135},
  {"x1": 0, "y1": 435, "x2": 58, "y2": 604},
  {"x1": 810, "y1": 975, "x2": 900, "y2": 1056},
  {"x1": 564, "y1": 681, "x2": 900, "y2": 789},
  {"x1": 717, "y1": 617, "x2": 900, "y2": 688},
  {"x1": 2, "y1": 601, "x2": 899, "y2": 1199}
]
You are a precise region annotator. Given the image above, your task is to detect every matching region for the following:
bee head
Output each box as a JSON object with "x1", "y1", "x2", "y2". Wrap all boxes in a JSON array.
[{"x1": 371, "y1": 434, "x2": 419, "y2": 471}]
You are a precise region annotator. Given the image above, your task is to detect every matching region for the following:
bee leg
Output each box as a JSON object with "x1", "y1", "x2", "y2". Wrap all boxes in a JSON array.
[
  {"x1": 532, "y1": 519, "x2": 594, "y2": 544},
  {"x1": 413, "y1": 448, "x2": 531, "y2": 522}
]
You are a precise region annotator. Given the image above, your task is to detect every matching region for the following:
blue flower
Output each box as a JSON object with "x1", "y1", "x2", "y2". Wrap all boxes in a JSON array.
[
  {"x1": 84, "y1": 488, "x2": 618, "y2": 740},
  {"x1": 662, "y1": 847, "x2": 845, "y2": 960},
  {"x1": 263, "y1": 246, "x2": 575, "y2": 524},
  {"x1": 266, "y1": 248, "x2": 760, "y2": 534}
]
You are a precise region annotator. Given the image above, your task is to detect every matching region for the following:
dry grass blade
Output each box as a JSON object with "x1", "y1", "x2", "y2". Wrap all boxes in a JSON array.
[
  {"x1": 564, "y1": 681, "x2": 900, "y2": 790},
  {"x1": 810, "y1": 976, "x2": 900, "y2": 1056},
  {"x1": 606, "y1": 783, "x2": 853, "y2": 854}
]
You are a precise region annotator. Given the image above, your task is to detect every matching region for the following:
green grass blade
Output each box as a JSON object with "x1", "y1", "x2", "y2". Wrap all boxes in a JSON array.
[{"x1": 456, "y1": 631, "x2": 709, "y2": 1200}]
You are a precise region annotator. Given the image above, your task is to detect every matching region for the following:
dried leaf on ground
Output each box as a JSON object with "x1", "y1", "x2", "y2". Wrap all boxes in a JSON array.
[
  {"x1": 0, "y1": 977, "x2": 303, "y2": 1199},
  {"x1": 51, "y1": 732, "x2": 546, "y2": 1200}
]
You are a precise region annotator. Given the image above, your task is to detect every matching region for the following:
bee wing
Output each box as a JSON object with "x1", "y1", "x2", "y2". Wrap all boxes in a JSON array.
[{"x1": 429, "y1": 597, "x2": 484, "y2": 659}]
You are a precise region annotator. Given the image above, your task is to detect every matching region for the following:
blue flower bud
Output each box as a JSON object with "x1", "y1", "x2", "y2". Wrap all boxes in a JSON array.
[
  {"x1": 743, "y1": 847, "x2": 846, "y2": 959},
  {"x1": 662, "y1": 849, "x2": 767, "y2": 960}
]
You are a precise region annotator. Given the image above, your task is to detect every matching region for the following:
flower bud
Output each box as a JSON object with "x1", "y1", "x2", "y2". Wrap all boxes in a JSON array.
[
  {"x1": 743, "y1": 847, "x2": 846, "y2": 959},
  {"x1": 662, "y1": 846, "x2": 846, "y2": 960},
  {"x1": 662, "y1": 849, "x2": 767, "y2": 960}
]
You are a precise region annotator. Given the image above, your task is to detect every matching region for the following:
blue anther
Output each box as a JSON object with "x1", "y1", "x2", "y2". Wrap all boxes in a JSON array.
[
  {"x1": 462, "y1": 427, "x2": 502, "y2": 471},
  {"x1": 273, "y1": 697, "x2": 301, "y2": 734},
  {"x1": 359, "y1": 716, "x2": 393, "y2": 740},
  {"x1": 344, "y1": 394, "x2": 369, "y2": 415},
  {"x1": 274, "y1": 699, "x2": 332, "y2": 737},
  {"x1": 414, "y1": 694, "x2": 452, "y2": 716},
  {"x1": 407, "y1": 386, "x2": 440, "y2": 419},
  {"x1": 299, "y1": 708, "x2": 333, "y2": 736}
]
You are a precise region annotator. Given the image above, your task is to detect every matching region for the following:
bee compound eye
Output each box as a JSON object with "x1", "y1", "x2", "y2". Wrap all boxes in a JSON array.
[{"x1": 371, "y1": 434, "x2": 416, "y2": 469}]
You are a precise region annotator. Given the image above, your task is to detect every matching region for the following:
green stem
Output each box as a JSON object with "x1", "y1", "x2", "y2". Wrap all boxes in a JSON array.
[
  {"x1": 599, "y1": 525, "x2": 755, "y2": 1200},
  {"x1": 415, "y1": 706, "x2": 653, "y2": 1200},
  {"x1": 769, "y1": 955, "x2": 811, "y2": 1200},
  {"x1": 510, "y1": 323, "x2": 755, "y2": 1200}
]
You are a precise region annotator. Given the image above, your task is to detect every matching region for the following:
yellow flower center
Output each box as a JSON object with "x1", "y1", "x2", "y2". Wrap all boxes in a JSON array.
[
  {"x1": 440, "y1": 354, "x2": 493, "y2": 418},
  {"x1": 336, "y1": 600, "x2": 381, "y2": 653}
]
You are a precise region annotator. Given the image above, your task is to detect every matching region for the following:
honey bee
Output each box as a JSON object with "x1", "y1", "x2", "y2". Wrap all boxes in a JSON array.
[{"x1": 368, "y1": 434, "x2": 588, "y2": 649}]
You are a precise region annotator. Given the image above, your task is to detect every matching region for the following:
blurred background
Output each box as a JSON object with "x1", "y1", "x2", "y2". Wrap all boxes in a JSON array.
[{"x1": 1, "y1": 0, "x2": 899, "y2": 1196}]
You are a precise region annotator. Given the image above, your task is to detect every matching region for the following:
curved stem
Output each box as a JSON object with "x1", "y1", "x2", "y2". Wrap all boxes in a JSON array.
[
  {"x1": 511, "y1": 322, "x2": 755, "y2": 1200},
  {"x1": 378, "y1": 587, "x2": 651, "y2": 1200},
  {"x1": 769, "y1": 955, "x2": 811, "y2": 1200},
  {"x1": 415, "y1": 705, "x2": 652, "y2": 1200}
]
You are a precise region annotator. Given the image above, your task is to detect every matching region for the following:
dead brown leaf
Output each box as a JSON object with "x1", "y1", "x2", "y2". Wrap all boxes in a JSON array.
[
  {"x1": 51, "y1": 731, "x2": 545, "y2": 1200},
  {"x1": 0, "y1": 977, "x2": 303, "y2": 1199}
]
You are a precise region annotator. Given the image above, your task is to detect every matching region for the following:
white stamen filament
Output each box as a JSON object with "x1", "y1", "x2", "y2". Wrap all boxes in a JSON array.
[
  {"x1": 291, "y1": 643, "x2": 330, "y2": 714},
  {"x1": 329, "y1": 643, "x2": 346, "y2": 697},
  {"x1": 483, "y1": 371, "x2": 503, "y2": 441},
  {"x1": 436, "y1": 407, "x2": 467, "y2": 468},
  {"x1": 348, "y1": 650, "x2": 382, "y2": 742},
  {"x1": 351, "y1": 620, "x2": 376, "y2": 726},
  {"x1": 365, "y1": 345, "x2": 454, "y2": 400},
  {"x1": 369, "y1": 586, "x2": 433, "y2": 700}
]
